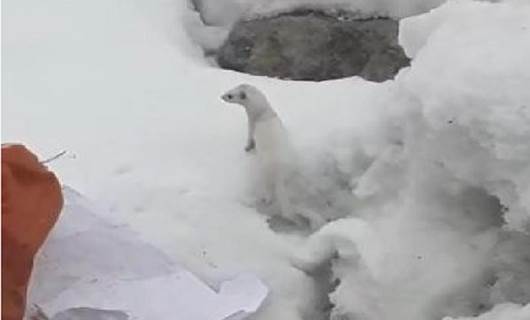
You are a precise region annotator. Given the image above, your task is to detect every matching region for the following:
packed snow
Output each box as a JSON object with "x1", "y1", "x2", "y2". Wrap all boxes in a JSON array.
[
  {"x1": 191, "y1": 0, "x2": 447, "y2": 26},
  {"x1": 3, "y1": 0, "x2": 530, "y2": 319}
]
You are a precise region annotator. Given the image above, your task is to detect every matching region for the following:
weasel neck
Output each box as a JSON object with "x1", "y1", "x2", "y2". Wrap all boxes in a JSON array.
[{"x1": 244, "y1": 100, "x2": 277, "y2": 122}]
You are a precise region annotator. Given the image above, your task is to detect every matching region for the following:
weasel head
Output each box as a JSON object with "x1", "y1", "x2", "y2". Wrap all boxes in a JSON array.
[
  {"x1": 221, "y1": 84, "x2": 269, "y2": 106},
  {"x1": 222, "y1": 84, "x2": 249, "y2": 105},
  {"x1": 221, "y1": 84, "x2": 274, "y2": 120}
]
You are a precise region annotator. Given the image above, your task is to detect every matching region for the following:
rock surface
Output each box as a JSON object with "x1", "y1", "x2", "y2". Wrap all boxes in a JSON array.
[{"x1": 216, "y1": 11, "x2": 410, "y2": 82}]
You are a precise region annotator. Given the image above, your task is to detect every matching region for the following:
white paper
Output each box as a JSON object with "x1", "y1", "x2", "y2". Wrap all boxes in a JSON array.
[{"x1": 27, "y1": 187, "x2": 268, "y2": 320}]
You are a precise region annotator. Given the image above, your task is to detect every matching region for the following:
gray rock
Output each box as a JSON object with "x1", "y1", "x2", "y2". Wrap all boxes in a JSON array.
[{"x1": 216, "y1": 11, "x2": 410, "y2": 82}]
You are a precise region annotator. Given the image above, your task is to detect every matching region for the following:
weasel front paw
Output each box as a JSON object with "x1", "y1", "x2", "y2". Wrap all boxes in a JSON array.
[{"x1": 244, "y1": 142, "x2": 256, "y2": 153}]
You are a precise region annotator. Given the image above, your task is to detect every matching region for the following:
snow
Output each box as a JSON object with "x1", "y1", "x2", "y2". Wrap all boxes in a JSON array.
[
  {"x1": 192, "y1": 0, "x2": 448, "y2": 26},
  {"x1": 444, "y1": 304, "x2": 530, "y2": 320},
  {"x1": 3, "y1": 0, "x2": 530, "y2": 319},
  {"x1": 296, "y1": 1, "x2": 530, "y2": 319},
  {"x1": 399, "y1": 0, "x2": 530, "y2": 231},
  {"x1": 298, "y1": 1, "x2": 530, "y2": 319}
]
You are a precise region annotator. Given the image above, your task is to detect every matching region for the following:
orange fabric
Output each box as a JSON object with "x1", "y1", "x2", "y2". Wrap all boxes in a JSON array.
[{"x1": 2, "y1": 144, "x2": 63, "y2": 320}]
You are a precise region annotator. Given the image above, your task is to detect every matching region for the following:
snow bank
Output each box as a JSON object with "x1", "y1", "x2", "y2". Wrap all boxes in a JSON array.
[
  {"x1": 292, "y1": 1, "x2": 530, "y2": 319},
  {"x1": 192, "y1": 0, "x2": 447, "y2": 26},
  {"x1": 444, "y1": 303, "x2": 530, "y2": 320},
  {"x1": 400, "y1": 0, "x2": 530, "y2": 231}
]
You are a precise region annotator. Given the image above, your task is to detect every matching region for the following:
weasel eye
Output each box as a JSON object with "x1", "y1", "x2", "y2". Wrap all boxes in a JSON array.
[
  {"x1": 226, "y1": 94, "x2": 233, "y2": 100},
  {"x1": 240, "y1": 92, "x2": 246, "y2": 100}
]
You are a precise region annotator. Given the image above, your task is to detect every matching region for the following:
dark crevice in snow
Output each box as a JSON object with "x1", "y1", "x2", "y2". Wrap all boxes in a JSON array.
[
  {"x1": 188, "y1": 0, "x2": 199, "y2": 12},
  {"x1": 188, "y1": 0, "x2": 208, "y2": 25},
  {"x1": 298, "y1": 254, "x2": 340, "y2": 320},
  {"x1": 459, "y1": 186, "x2": 505, "y2": 231},
  {"x1": 487, "y1": 231, "x2": 530, "y2": 306},
  {"x1": 266, "y1": 215, "x2": 313, "y2": 236}
]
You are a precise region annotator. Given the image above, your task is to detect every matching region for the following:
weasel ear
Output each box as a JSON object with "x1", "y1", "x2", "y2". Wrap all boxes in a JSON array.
[{"x1": 239, "y1": 92, "x2": 247, "y2": 100}]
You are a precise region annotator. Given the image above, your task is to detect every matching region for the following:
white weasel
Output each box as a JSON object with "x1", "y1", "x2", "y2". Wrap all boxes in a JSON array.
[
  {"x1": 221, "y1": 84, "x2": 325, "y2": 228},
  {"x1": 223, "y1": 84, "x2": 292, "y2": 158}
]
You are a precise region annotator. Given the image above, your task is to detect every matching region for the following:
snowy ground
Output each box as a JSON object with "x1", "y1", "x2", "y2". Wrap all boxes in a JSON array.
[{"x1": 3, "y1": 0, "x2": 530, "y2": 319}]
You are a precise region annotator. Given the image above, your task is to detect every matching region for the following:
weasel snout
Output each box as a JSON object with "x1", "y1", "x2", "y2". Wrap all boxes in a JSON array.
[{"x1": 221, "y1": 93, "x2": 233, "y2": 103}]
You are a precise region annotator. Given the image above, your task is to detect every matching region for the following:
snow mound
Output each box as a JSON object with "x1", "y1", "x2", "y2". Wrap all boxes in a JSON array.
[
  {"x1": 444, "y1": 303, "x2": 530, "y2": 320},
  {"x1": 400, "y1": 0, "x2": 530, "y2": 231},
  {"x1": 192, "y1": 0, "x2": 447, "y2": 26},
  {"x1": 294, "y1": 1, "x2": 530, "y2": 319}
]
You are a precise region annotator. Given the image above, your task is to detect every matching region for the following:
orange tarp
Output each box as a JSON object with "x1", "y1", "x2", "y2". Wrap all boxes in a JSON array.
[{"x1": 2, "y1": 144, "x2": 63, "y2": 320}]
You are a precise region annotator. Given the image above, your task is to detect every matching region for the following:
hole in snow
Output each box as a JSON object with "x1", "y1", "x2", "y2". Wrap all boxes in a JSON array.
[
  {"x1": 459, "y1": 186, "x2": 506, "y2": 232},
  {"x1": 297, "y1": 253, "x2": 341, "y2": 320}
]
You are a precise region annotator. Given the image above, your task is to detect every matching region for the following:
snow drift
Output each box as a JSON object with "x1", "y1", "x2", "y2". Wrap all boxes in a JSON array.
[
  {"x1": 191, "y1": 0, "x2": 447, "y2": 26},
  {"x1": 294, "y1": 1, "x2": 530, "y2": 319}
]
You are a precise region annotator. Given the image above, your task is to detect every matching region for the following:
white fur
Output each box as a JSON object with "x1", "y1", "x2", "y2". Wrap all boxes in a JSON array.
[
  {"x1": 254, "y1": 117, "x2": 295, "y2": 220},
  {"x1": 221, "y1": 84, "x2": 325, "y2": 228},
  {"x1": 254, "y1": 117, "x2": 291, "y2": 172}
]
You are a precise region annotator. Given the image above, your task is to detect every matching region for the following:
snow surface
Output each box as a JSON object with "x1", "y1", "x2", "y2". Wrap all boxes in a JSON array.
[
  {"x1": 3, "y1": 0, "x2": 530, "y2": 319},
  {"x1": 192, "y1": 0, "x2": 448, "y2": 26}
]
